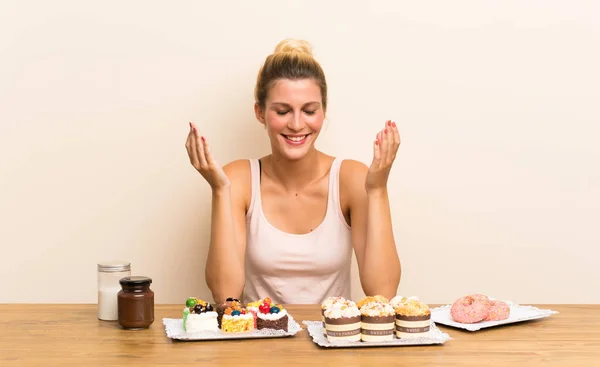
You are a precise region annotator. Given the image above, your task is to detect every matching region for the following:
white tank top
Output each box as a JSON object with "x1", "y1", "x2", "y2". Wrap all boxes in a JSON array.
[{"x1": 243, "y1": 157, "x2": 353, "y2": 305}]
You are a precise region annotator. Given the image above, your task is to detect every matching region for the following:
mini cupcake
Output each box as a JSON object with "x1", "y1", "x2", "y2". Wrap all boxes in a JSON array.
[
  {"x1": 216, "y1": 297, "x2": 244, "y2": 328},
  {"x1": 183, "y1": 297, "x2": 218, "y2": 332},
  {"x1": 221, "y1": 306, "x2": 254, "y2": 333},
  {"x1": 324, "y1": 302, "x2": 361, "y2": 343},
  {"x1": 320, "y1": 297, "x2": 352, "y2": 327},
  {"x1": 356, "y1": 295, "x2": 389, "y2": 309},
  {"x1": 360, "y1": 302, "x2": 396, "y2": 342},
  {"x1": 390, "y1": 295, "x2": 420, "y2": 310},
  {"x1": 256, "y1": 299, "x2": 288, "y2": 332},
  {"x1": 394, "y1": 297, "x2": 431, "y2": 339}
]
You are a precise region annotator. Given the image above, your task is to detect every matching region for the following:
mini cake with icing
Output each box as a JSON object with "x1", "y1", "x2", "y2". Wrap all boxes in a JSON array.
[
  {"x1": 324, "y1": 302, "x2": 361, "y2": 342},
  {"x1": 356, "y1": 295, "x2": 389, "y2": 309},
  {"x1": 360, "y1": 302, "x2": 396, "y2": 342},
  {"x1": 221, "y1": 305, "x2": 254, "y2": 333},
  {"x1": 247, "y1": 297, "x2": 273, "y2": 328},
  {"x1": 182, "y1": 297, "x2": 218, "y2": 333},
  {"x1": 256, "y1": 298, "x2": 288, "y2": 332},
  {"x1": 394, "y1": 297, "x2": 431, "y2": 339},
  {"x1": 216, "y1": 297, "x2": 244, "y2": 328},
  {"x1": 320, "y1": 297, "x2": 352, "y2": 327}
]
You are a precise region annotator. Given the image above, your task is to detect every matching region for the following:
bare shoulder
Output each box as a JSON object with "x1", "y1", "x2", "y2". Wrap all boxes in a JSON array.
[
  {"x1": 223, "y1": 159, "x2": 251, "y2": 179},
  {"x1": 340, "y1": 159, "x2": 368, "y2": 189},
  {"x1": 222, "y1": 159, "x2": 252, "y2": 210}
]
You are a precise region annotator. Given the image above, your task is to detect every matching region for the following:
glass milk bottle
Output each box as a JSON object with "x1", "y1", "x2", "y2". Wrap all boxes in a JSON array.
[{"x1": 97, "y1": 261, "x2": 131, "y2": 321}]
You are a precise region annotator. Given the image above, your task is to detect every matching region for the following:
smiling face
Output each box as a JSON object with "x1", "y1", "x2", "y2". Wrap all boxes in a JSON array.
[{"x1": 255, "y1": 78, "x2": 325, "y2": 161}]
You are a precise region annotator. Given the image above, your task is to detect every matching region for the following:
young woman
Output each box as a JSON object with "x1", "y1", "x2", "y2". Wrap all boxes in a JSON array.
[{"x1": 185, "y1": 39, "x2": 401, "y2": 304}]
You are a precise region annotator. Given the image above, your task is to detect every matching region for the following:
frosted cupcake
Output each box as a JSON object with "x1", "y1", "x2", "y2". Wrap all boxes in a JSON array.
[
  {"x1": 320, "y1": 297, "x2": 352, "y2": 327},
  {"x1": 324, "y1": 303, "x2": 361, "y2": 343},
  {"x1": 360, "y1": 302, "x2": 396, "y2": 342},
  {"x1": 356, "y1": 295, "x2": 389, "y2": 309},
  {"x1": 390, "y1": 295, "x2": 420, "y2": 310},
  {"x1": 394, "y1": 297, "x2": 431, "y2": 339}
]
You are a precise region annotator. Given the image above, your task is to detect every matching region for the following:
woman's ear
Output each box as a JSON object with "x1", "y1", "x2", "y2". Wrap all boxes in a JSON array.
[{"x1": 254, "y1": 103, "x2": 265, "y2": 125}]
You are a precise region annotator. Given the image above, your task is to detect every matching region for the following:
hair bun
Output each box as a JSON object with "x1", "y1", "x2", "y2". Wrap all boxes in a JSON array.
[{"x1": 273, "y1": 38, "x2": 313, "y2": 56}]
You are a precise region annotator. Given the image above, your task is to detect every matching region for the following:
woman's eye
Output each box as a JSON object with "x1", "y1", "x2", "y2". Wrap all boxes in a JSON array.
[
  {"x1": 276, "y1": 110, "x2": 289, "y2": 116},
  {"x1": 304, "y1": 110, "x2": 316, "y2": 115}
]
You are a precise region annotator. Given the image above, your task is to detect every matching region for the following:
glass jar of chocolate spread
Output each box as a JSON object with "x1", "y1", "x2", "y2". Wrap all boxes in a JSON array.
[{"x1": 117, "y1": 276, "x2": 154, "y2": 329}]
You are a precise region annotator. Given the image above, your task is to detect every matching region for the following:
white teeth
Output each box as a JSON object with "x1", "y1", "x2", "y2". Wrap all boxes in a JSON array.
[{"x1": 285, "y1": 135, "x2": 307, "y2": 141}]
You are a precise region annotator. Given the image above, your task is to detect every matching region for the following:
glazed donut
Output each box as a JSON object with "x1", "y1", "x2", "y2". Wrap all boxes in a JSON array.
[
  {"x1": 485, "y1": 300, "x2": 510, "y2": 321},
  {"x1": 450, "y1": 295, "x2": 489, "y2": 324}
]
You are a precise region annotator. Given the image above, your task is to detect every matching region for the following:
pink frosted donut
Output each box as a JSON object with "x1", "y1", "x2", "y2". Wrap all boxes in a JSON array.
[
  {"x1": 450, "y1": 296, "x2": 489, "y2": 324},
  {"x1": 470, "y1": 294, "x2": 491, "y2": 307},
  {"x1": 485, "y1": 300, "x2": 510, "y2": 321}
]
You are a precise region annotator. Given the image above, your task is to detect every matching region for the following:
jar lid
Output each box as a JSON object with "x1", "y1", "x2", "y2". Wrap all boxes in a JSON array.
[
  {"x1": 119, "y1": 276, "x2": 152, "y2": 286},
  {"x1": 98, "y1": 261, "x2": 131, "y2": 272}
]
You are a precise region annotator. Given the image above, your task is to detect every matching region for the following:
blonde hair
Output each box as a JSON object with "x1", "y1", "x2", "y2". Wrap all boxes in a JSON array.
[{"x1": 255, "y1": 38, "x2": 328, "y2": 111}]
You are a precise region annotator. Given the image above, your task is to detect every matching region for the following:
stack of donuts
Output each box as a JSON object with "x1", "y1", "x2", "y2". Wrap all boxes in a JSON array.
[{"x1": 450, "y1": 294, "x2": 510, "y2": 324}]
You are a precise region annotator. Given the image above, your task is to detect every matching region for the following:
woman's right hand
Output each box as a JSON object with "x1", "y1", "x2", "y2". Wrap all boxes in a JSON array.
[{"x1": 185, "y1": 122, "x2": 231, "y2": 190}]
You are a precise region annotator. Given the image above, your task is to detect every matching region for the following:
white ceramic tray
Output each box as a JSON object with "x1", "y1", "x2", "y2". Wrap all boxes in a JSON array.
[
  {"x1": 431, "y1": 301, "x2": 558, "y2": 331},
  {"x1": 303, "y1": 320, "x2": 451, "y2": 348},
  {"x1": 163, "y1": 315, "x2": 302, "y2": 341}
]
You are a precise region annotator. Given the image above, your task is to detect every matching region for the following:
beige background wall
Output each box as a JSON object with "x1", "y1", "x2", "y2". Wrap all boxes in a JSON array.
[{"x1": 1, "y1": 1, "x2": 599, "y2": 304}]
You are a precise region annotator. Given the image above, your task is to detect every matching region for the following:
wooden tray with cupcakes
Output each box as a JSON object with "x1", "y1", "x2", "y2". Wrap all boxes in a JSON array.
[
  {"x1": 162, "y1": 296, "x2": 302, "y2": 341},
  {"x1": 303, "y1": 295, "x2": 451, "y2": 348}
]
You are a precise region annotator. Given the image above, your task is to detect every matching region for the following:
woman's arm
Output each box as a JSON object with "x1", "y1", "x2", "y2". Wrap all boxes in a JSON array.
[
  {"x1": 342, "y1": 121, "x2": 401, "y2": 299},
  {"x1": 204, "y1": 161, "x2": 249, "y2": 303},
  {"x1": 185, "y1": 123, "x2": 248, "y2": 303}
]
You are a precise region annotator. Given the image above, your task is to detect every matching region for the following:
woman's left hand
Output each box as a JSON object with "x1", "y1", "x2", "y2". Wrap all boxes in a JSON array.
[{"x1": 365, "y1": 120, "x2": 401, "y2": 192}]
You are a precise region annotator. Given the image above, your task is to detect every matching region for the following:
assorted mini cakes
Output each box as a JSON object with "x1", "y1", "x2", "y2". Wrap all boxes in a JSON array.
[
  {"x1": 181, "y1": 294, "x2": 435, "y2": 343},
  {"x1": 320, "y1": 294, "x2": 433, "y2": 343},
  {"x1": 183, "y1": 296, "x2": 252, "y2": 333},
  {"x1": 182, "y1": 295, "x2": 289, "y2": 334}
]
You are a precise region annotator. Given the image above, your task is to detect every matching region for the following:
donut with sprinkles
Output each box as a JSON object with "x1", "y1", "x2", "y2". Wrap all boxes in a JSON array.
[
  {"x1": 450, "y1": 295, "x2": 490, "y2": 323},
  {"x1": 484, "y1": 300, "x2": 510, "y2": 321}
]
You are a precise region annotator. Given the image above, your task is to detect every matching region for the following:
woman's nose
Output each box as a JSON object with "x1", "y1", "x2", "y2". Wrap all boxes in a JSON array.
[{"x1": 288, "y1": 112, "x2": 303, "y2": 131}]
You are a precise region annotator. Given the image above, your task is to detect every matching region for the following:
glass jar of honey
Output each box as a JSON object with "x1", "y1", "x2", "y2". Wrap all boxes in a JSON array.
[{"x1": 117, "y1": 276, "x2": 154, "y2": 329}]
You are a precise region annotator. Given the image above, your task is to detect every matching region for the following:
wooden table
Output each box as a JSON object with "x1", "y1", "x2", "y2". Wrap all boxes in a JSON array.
[{"x1": 1, "y1": 304, "x2": 599, "y2": 366}]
